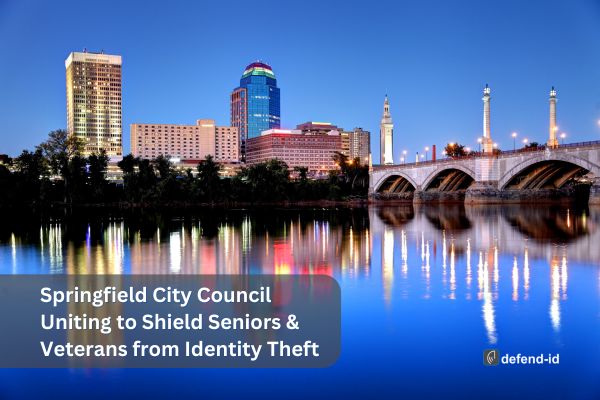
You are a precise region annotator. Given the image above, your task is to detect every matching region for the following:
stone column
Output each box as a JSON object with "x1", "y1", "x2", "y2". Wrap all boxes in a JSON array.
[
  {"x1": 547, "y1": 87, "x2": 559, "y2": 147},
  {"x1": 481, "y1": 84, "x2": 493, "y2": 153}
]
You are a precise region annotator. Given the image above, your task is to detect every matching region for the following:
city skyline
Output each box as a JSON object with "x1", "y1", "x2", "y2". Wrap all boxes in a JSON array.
[{"x1": 1, "y1": 1, "x2": 600, "y2": 161}]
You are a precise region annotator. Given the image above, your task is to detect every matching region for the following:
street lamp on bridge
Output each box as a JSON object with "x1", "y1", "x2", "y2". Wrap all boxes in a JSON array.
[
  {"x1": 561, "y1": 133, "x2": 566, "y2": 145},
  {"x1": 512, "y1": 132, "x2": 517, "y2": 151},
  {"x1": 478, "y1": 138, "x2": 482, "y2": 152},
  {"x1": 425, "y1": 147, "x2": 429, "y2": 161}
]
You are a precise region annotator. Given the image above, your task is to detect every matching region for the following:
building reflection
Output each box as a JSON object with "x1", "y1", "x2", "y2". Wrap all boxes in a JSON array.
[
  {"x1": 0, "y1": 204, "x2": 596, "y2": 346},
  {"x1": 368, "y1": 204, "x2": 593, "y2": 343}
]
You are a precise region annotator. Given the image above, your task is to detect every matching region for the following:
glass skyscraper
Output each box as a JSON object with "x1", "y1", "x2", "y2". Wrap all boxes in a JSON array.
[{"x1": 231, "y1": 61, "x2": 280, "y2": 162}]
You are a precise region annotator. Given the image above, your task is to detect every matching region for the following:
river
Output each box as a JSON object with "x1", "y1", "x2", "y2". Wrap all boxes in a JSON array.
[{"x1": 0, "y1": 205, "x2": 599, "y2": 399}]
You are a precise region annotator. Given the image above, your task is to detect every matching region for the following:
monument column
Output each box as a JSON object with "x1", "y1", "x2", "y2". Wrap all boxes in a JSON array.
[
  {"x1": 481, "y1": 84, "x2": 493, "y2": 153},
  {"x1": 547, "y1": 87, "x2": 559, "y2": 147}
]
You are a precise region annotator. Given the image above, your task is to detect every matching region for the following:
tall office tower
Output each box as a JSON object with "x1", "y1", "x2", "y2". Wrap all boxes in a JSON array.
[
  {"x1": 66, "y1": 49, "x2": 122, "y2": 156},
  {"x1": 380, "y1": 95, "x2": 393, "y2": 165},
  {"x1": 231, "y1": 61, "x2": 280, "y2": 162},
  {"x1": 350, "y1": 127, "x2": 371, "y2": 163}
]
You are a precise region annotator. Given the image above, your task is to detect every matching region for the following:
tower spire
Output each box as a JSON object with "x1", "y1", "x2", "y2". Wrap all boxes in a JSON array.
[{"x1": 380, "y1": 95, "x2": 394, "y2": 165}]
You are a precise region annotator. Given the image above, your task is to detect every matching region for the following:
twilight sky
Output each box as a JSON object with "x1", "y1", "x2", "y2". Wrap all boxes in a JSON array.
[{"x1": 1, "y1": 0, "x2": 600, "y2": 162}]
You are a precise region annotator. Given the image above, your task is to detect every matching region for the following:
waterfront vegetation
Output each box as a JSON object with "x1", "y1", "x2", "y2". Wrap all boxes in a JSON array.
[{"x1": 0, "y1": 130, "x2": 369, "y2": 206}]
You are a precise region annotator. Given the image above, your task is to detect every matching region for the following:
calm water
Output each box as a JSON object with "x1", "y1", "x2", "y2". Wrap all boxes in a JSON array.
[{"x1": 1, "y1": 205, "x2": 599, "y2": 399}]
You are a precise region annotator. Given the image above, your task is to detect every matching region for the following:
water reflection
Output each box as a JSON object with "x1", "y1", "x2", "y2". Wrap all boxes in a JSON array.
[{"x1": 1, "y1": 204, "x2": 599, "y2": 345}]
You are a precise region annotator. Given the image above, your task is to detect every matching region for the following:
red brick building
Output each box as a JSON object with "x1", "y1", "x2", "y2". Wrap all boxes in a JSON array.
[{"x1": 245, "y1": 129, "x2": 341, "y2": 173}]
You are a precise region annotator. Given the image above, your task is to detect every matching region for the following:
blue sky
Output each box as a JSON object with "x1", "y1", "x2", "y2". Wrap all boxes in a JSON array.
[{"x1": 1, "y1": 0, "x2": 600, "y2": 162}]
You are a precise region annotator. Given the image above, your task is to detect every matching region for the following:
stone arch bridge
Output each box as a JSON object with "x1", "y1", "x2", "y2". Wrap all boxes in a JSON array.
[{"x1": 369, "y1": 142, "x2": 600, "y2": 204}]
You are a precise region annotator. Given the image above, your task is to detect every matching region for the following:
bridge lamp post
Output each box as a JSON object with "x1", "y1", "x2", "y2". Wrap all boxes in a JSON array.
[
  {"x1": 400, "y1": 157, "x2": 404, "y2": 164},
  {"x1": 421, "y1": 154, "x2": 424, "y2": 162},
  {"x1": 512, "y1": 132, "x2": 517, "y2": 151},
  {"x1": 523, "y1": 138, "x2": 528, "y2": 149},
  {"x1": 561, "y1": 133, "x2": 566, "y2": 145},
  {"x1": 403, "y1": 150, "x2": 407, "y2": 164},
  {"x1": 425, "y1": 147, "x2": 429, "y2": 161},
  {"x1": 442, "y1": 151, "x2": 447, "y2": 159},
  {"x1": 466, "y1": 147, "x2": 471, "y2": 155},
  {"x1": 478, "y1": 138, "x2": 482, "y2": 153}
]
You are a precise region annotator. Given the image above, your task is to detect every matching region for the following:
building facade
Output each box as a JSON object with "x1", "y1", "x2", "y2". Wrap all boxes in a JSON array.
[
  {"x1": 350, "y1": 127, "x2": 370, "y2": 163},
  {"x1": 130, "y1": 119, "x2": 238, "y2": 162},
  {"x1": 246, "y1": 129, "x2": 341, "y2": 173},
  {"x1": 296, "y1": 122, "x2": 342, "y2": 135},
  {"x1": 66, "y1": 49, "x2": 122, "y2": 156},
  {"x1": 380, "y1": 95, "x2": 393, "y2": 165},
  {"x1": 340, "y1": 131, "x2": 350, "y2": 158},
  {"x1": 295, "y1": 122, "x2": 349, "y2": 157},
  {"x1": 231, "y1": 62, "x2": 281, "y2": 162}
]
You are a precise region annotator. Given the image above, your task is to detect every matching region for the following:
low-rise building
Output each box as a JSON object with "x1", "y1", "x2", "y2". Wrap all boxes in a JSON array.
[
  {"x1": 130, "y1": 119, "x2": 239, "y2": 162},
  {"x1": 246, "y1": 129, "x2": 341, "y2": 173}
]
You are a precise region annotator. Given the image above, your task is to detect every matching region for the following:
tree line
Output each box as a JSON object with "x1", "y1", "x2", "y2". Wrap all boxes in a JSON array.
[{"x1": 0, "y1": 129, "x2": 369, "y2": 205}]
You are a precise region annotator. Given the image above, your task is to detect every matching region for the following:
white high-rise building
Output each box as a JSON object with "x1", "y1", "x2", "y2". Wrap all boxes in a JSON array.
[
  {"x1": 380, "y1": 96, "x2": 393, "y2": 165},
  {"x1": 66, "y1": 49, "x2": 122, "y2": 156}
]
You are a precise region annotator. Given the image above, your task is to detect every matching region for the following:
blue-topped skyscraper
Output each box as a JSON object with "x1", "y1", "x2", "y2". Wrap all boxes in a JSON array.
[{"x1": 231, "y1": 61, "x2": 281, "y2": 162}]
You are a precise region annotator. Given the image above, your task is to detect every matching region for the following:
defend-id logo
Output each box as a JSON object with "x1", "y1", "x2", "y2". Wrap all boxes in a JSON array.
[{"x1": 484, "y1": 349, "x2": 500, "y2": 366}]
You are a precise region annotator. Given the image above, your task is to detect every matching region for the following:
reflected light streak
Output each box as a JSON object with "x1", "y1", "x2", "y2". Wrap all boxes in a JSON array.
[
  {"x1": 383, "y1": 226, "x2": 394, "y2": 308},
  {"x1": 561, "y1": 255, "x2": 567, "y2": 299},
  {"x1": 170, "y1": 232, "x2": 181, "y2": 273},
  {"x1": 477, "y1": 251, "x2": 483, "y2": 300},
  {"x1": 450, "y1": 242, "x2": 456, "y2": 299},
  {"x1": 466, "y1": 238, "x2": 472, "y2": 291},
  {"x1": 550, "y1": 262, "x2": 561, "y2": 331},
  {"x1": 442, "y1": 231, "x2": 447, "y2": 282},
  {"x1": 482, "y1": 260, "x2": 497, "y2": 344},
  {"x1": 403, "y1": 230, "x2": 408, "y2": 277},
  {"x1": 524, "y1": 247, "x2": 530, "y2": 300},
  {"x1": 512, "y1": 256, "x2": 518, "y2": 301}
]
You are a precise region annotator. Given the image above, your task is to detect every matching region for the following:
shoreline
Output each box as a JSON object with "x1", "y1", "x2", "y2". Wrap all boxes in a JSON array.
[{"x1": 1, "y1": 198, "x2": 596, "y2": 208}]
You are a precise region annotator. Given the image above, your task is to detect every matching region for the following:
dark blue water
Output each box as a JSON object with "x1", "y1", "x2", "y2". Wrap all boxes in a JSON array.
[{"x1": 1, "y1": 205, "x2": 599, "y2": 399}]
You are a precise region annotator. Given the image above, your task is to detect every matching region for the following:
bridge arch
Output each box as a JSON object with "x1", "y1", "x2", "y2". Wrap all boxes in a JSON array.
[
  {"x1": 421, "y1": 165, "x2": 476, "y2": 191},
  {"x1": 499, "y1": 153, "x2": 600, "y2": 189},
  {"x1": 374, "y1": 170, "x2": 418, "y2": 193}
]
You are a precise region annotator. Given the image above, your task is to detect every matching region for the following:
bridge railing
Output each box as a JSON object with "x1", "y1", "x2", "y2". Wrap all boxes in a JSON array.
[{"x1": 373, "y1": 140, "x2": 600, "y2": 170}]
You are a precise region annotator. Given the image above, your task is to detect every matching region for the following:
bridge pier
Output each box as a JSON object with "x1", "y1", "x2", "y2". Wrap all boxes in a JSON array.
[
  {"x1": 414, "y1": 189, "x2": 467, "y2": 203},
  {"x1": 590, "y1": 182, "x2": 600, "y2": 205},
  {"x1": 464, "y1": 182, "x2": 502, "y2": 204}
]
